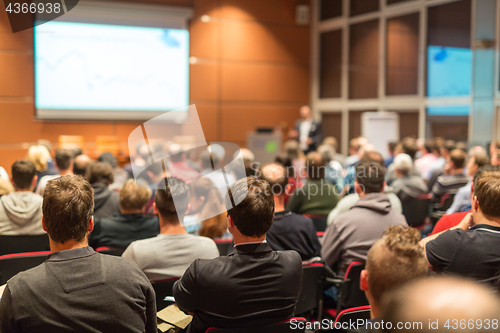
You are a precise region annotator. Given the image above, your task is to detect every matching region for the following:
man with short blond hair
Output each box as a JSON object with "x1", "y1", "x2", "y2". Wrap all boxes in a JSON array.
[
  {"x1": 0, "y1": 175, "x2": 157, "y2": 333},
  {"x1": 361, "y1": 226, "x2": 428, "y2": 319},
  {"x1": 89, "y1": 179, "x2": 159, "y2": 249}
]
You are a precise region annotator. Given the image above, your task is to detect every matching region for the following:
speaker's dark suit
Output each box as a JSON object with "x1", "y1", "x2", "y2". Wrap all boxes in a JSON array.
[
  {"x1": 173, "y1": 242, "x2": 303, "y2": 333},
  {"x1": 294, "y1": 119, "x2": 322, "y2": 154}
]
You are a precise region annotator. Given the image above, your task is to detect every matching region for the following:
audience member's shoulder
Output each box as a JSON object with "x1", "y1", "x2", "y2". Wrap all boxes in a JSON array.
[{"x1": 99, "y1": 252, "x2": 149, "y2": 276}]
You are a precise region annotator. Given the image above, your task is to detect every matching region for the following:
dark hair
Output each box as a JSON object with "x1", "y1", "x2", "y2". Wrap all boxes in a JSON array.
[
  {"x1": 87, "y1": 162, "x2": 114, "y2": 185},
  {"x1": 361, "y1": 151, "x2": 384, "y2": 165},
  {"x1": 306, "y1": 152, "x2": 325, "y2": 180},
  {"x1": 355, "y1": 161, "x2": 385, "y2": 194},
  {"x1": 423, "y1": 139, "x2": 434, "y2": 154},
  {"x1": 388, "y1": 142, "x2": 398, "y2": 153},
  {"x1": 474, "y1": 170, "x2": 500, "y2": 219},
  {"x1": 42, "y1": 175, "x2": 94, "y2": 243},
  {"x1": 366, "y1": 226, "x2": 428, "y2": 305},
  {"x1": 226, "y1": 177, "x2": 274, "y2": 237},
  {"x1": 11, "y1": 159, "x2": 36, "y2": 189},
  {"x1": 155, "y1": 177, "x2": 189, "y2": 223},
  {"x1": 55, "y1": 149, "x2": 73, "y2": 171},
  {"x1": 473, "y1": 165, "x2": 500, "y2": 184},
  {"x1": 449, "y1": 149, "x2": 466, "y2": 169},
  {"x1": 71, "y1": 147, "x2": 82, "y2": 158},
  {"x1": 98, "y1": 152, "x2": 118, "y2": 168},
  {"x1": 443, "y1": 140, "x2": 456, "y2": 154},
  {"x1": 260, "y1": 163, "x2": 289, "y2": 196}
]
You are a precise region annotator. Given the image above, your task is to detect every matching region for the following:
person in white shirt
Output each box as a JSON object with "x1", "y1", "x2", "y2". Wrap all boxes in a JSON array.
[{"x1": 289, "y1": 105, "x2": 321, "y2": 154}]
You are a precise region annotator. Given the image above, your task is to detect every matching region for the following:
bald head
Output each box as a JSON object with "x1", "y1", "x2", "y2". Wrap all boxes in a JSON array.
[
  {"x1": 74, "y1": 155, "x2": 93, "y2": 177},
  {"x1": 260, "y1": 163, "x2": 288, "y2": 197},
  {"x1": 380, "y1": 277, "x2": 500, "y2": 333}
]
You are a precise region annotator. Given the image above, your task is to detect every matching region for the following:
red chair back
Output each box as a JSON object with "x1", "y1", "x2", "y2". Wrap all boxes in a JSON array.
[
  {"x1": 334, "y1": 305, "x2": 371, "y2": 325},
  {"x1": 95, "y1": 246, "x2": 125, "y2": 256},
  {"x1": 337, "y1": 261, "x2": 369, "y2": 315},
  {"x1": 0, "y1": 234, "x2": 50, "y2": 256},
  {"x1": 0, "y1": 251, "x2": 51, "y2": 284},
  {"x1": 205, "y1": 317, "x2": 307, "y2": 332}
]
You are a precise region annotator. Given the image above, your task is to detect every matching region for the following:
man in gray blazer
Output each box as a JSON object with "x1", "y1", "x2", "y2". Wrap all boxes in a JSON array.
[
  {"x1": 174, "y1": 177, "x2": 303, "y2": 333},
  {"x1": 0, "y1": 175, "x2": 157, "y2": 333}
]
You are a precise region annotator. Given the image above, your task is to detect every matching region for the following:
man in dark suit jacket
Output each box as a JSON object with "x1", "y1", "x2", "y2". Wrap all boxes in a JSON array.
[
  {"x1": 0, "y1": 175, "x2": 156, "y2": 333},
  {"x1": 289, "y1": 105, "x2": 322, "y2": 154},
  {"x1": 173, "y1": 177, "x2": 303, "y2": 333}
]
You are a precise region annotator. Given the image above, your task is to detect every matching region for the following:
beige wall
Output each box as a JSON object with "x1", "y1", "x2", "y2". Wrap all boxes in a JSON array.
[{"x1": 0, "y1": 0, "x2": 310, "y2": 171}]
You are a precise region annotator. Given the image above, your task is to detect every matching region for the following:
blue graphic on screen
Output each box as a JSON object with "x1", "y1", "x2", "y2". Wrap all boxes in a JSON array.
[
  {"x1": 427, "y1": 105, "x2": 470, "y2": 117},
  {"x1": 427, "y1": 46, "x2": 471, "y2": 97},
  {"x1": 35, "y1": 21, "x2": 189, "y2": 110}
]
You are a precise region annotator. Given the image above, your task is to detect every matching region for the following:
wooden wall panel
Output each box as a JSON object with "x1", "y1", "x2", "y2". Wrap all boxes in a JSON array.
[
  {"x1": 321, "y1": 112, "x2": 343, "y2": 153},
  {"x1": 190, "y1": 20, "x2": 218, "y2": 59},
  {"x1": 220, "y1": 0, "x2": 299, "y2": 24},
  {"x1": 190, "y1": 63, "x2": 218, "y2": 101},
  {"x1": 0, "y1": 54, "x2": 33, "y2": 97}
]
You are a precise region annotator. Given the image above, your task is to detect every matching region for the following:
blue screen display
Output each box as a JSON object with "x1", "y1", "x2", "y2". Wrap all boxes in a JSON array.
[
  {"x1": 427, "y1": 105, "x2": 470, "y2": 117},
  {"x1": 35, "y1": 21, "x2": 189, "y2": 111},
  {"x1": 427, "y1": 46, "x2": 472, "y2": 97}
]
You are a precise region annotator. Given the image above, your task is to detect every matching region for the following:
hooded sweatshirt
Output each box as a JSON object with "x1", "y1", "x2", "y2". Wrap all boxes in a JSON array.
[
  {"x1": 321, "y1": 192, "x2": 408, "y2": 277},
  {"x1": 0, "y1": 191, "x2": 44, "y2": 235},
  {"x1": 92, "y1": 183, "x2": 121, "y2": 220}
]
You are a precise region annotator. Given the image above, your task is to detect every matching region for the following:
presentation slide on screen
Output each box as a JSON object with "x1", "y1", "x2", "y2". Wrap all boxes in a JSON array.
[
  {"x1": 35, "y1": 21, "x2": 189, "y2": 111},
  {"x1": 427, "y1": 45, "x2": 472, "y2": 98}
]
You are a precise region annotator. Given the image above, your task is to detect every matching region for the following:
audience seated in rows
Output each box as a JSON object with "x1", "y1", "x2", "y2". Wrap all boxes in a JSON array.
[
  {"x1": 122, "y1": 177, "x2": 219, "y2": 281},
  {"x1": 90, "y1": 179, "x2": 159, "y2": 249},
  {"x1": 0, "y1": 160, "x2": 44, "y2": 235},
  {"x1": 322, "y1": 161, "x2": 408, "y2": 277},
  {"x1": 343, "y1": 142, "x2": 375, "y2": 194},
  {"x1": 391, "y1": 153, "x2": 427, "y2": 202},
  {"x1": 323, "y1": 136, "x2": 345, "y2": 166},
  {"x1": 26, "y1": 145, "x2": 58, "y2": 191},
  {"x1": 173, "y1": 177, "x2": 303, "y2": 333},
  {"x1": 317, "y1": 144, "x2": 344, "y2": 191},
  {"x1": 167, "y1": 143, "x2": 200, "y2": 182},
  {"x1": 87, "y1": 161, "x2": 121, "y2": 220},
  {"x1": 260, "y1": 163, "x2": 321, "y2": 261},
  {"x1": 327, "y1": 151, "x2": 402, "y2": 225},
  {"x1": 0, "y1": 175, "x2": 156, "y2": 333},
  {"x1": 35, "y1": 149, "x2": 74, "y2": 196},
  {"x1": 287, "y1": 152, "x2": 339, "y2": 215},
  {"x1": 383, "y1": 141, "x2": 397, "y2": 168},
  {"x1": 446, "y1": 151, "x2": 488, "y2": 214},
  {"x1": 380, "y1": 277, "x2": 500, "y2": 333},
  {"x1": 184, "y1": 177, "x2": 228, "y2": 238},
  {"x1": 421, "y1": 168, "x2": 500, "y2": 284},
  {"x1": 430, "y1": 149, "x2": 469, "y2": 202},
  {"x1": 360, "y1": 226, "x2": 428, "y2": 321},
  {"x1": 344, "y1": 136, "x2": 369, "y2": 168}
]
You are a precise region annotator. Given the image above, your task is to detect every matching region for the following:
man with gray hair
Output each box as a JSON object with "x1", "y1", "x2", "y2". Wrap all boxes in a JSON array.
[{"x1": 391, "y1": 153, "x2": 427, "y2": 202}]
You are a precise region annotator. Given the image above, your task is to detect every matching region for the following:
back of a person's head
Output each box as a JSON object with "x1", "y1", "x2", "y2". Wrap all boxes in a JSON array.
[
  {"x1": 226, "y1": 177, "x2": 274, "y2": 238},
  {"x1": 189, "y1": 177, "x2": 226, "y2": 238},
  {"x1": 473, "y1": 169, "x2": 500, "y2": 219},
  {"x1": 120, "y1": 179, "x2": 151, "y2": 212},
  {"x1": 11, "y1": 159, "x2": 36, "y2": 190},
  {"x1": 388, "y1": 141, "x2": 397, "y2": 154},
  {"x1": 239, "y1": 148, "x2": 255, "y2": 164},
  {"x1": 71, "y1": 147, "x2": 82, "y2": 159},
  {"x1": 317, "y1": 144, "x2": 335, "y2": 163},
  {"x1": 449, "y1": 149, "x2": 466, "y2": 169},
  {"x1": 283, "y1": 140, "x2": 301, "y2": 160},
  {"x1": 401, "y1": 137, "x2": 419, "y2": 160},
  {"x1": 393, "y1": 153, "x2": 413, "y2": 176},
  {"x1": 43, "y1": 175, "x2": 94, "y2": 243},
  {"x1": 54, "y1": 149, "x2": 73, "y2": 171},
  {"x1": 323, "y1": 136, "x2": 338, "y2": 150},
  {"x1": 306, "y1": 151, "x2": 325, "y2": 180},
  {"x1": 260, "y1": 163, "x2": 288, "y2": 197},
  {"x1": 456, "y1": 141, "x2": 467, "y2": 153},
  {"x1": 380, "y1": 277, "x2": 500, "y2": 333},
  {"x1": 355, "y1": 161, "x2": 385, "y2": 194},
  {"x1": 26, "y1": 145, "x2": 50, "y2": 172},
  {"x1": 473, "y1": 165, "x2": 500, "y2": 184},
  {"x1": 98, "y1": 152, "x2": 118, "y2": 169},
  {"x1": 443, "y1": 140, "x2": 456, "y2": 154},
  {"x1": 473, "y1": 153, "x2": 490, "y2": 169},
  {"x1": 87, "y1": 161, "x2": 114, "y2": 185},
  {"x1": 366, "y1": 226, "x2": 428, "y2": 306},
  {"x1": 74, "y1": 155, "x2": 93, "y2": 177},
  {"x1": 155, "y1": 177, "x2": 189, "y2": 224},
  {"x1": 361, "y1": 150, "x2": 384, "y2": 165},
  {"x1": 423, "y1": 139, "x2": 434, "y2": 153}
]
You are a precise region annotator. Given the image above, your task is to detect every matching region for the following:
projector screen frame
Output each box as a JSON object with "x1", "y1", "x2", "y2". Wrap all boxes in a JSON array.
[{"x1": 33, "y1": 1, "x2": 193, "y2": 122}]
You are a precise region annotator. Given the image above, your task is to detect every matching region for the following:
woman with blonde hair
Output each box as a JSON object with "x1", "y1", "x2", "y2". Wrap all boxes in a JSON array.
[
  {"x1": 184, "y1": 177, "x2": 229, "y2": 239},
  {"x1": 26, "y1": 145, "x2": 57, "y2": 190}
]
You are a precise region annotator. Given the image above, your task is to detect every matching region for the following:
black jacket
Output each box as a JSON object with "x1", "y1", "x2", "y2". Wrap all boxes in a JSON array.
[
  {"x1": 173, "y1": 242, "x2": 303, "y2": 333},
  {"x1": 294, "y1": 119, "x2": 322, "y2": 153},
  {"x1": 89, "y1": 213, "x2": 159, "y2": 249},
  {"x1": 92, "y1": 183, "x2": 121, "y2": 220},
  {"x1": 266, "y1": 210, "x2": 321, "y2": 261}
]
